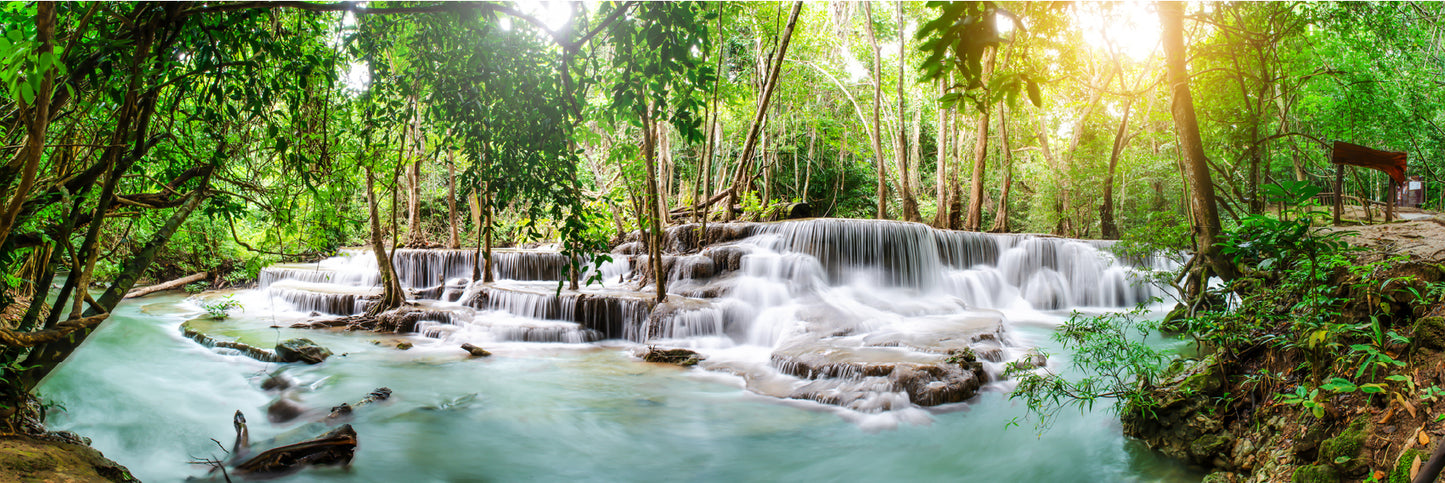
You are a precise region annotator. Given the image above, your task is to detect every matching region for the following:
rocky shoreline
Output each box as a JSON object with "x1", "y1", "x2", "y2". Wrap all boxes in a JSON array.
[{"x1": 1122, "y1": 248, "x2": 1445, "y2": 482}]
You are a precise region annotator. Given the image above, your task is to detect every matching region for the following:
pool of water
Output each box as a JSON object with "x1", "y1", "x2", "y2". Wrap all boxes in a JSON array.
[{"x1": 37, "y1": 293, "x2": 1201, "y2": 482}]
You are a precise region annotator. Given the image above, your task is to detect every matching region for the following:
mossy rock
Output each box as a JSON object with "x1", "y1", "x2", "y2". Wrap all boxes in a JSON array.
[
  {"x1": 1191, "y1": 434, "x2": 1228, "y2": 460},
  {"x1": 1200, "y1": 472, "x2": 1231, "y2": 483},
  {"x1": 1319, "y1": 417, "x2": 1370, "y2": 476},
  {"x1": 1291, "y1": 464, "x2": 1341, "y2": 483},
  {"x1": 1389, "y1": 448, "x2": 1425, "y2": 483},
  {"x1": 1413, "y1": 316, "x2": 1445, "y2": 352},
  {"x1": 0, "y1": 436, "x2": 137, "y2": 482},
  {"x1": 1160, "y1": 303, "x2": 1190, "y2": 333}
]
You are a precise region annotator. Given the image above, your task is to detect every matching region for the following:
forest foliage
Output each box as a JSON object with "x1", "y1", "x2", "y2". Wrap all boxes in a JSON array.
[{"x1": 0, "y1": 1, "x2": 1442, "y2": 401}]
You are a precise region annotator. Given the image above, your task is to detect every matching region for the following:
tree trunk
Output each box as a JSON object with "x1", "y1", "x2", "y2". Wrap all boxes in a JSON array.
[
  {"x1": 864, "y1": 2, "x2": 890, "y2": 220},
  {"x1": 1160, "y1": 1, "x2": 1235, "y2": 283},
  {"x1": 641, "y1": 113, "x2": 667, "y2": 303},
  {"x1": 125, "y1": 272, "x2": 208, "y2": 299},
  {"x1": 446, "y1": 147, "x2": 459, "y2": 249},
  {"x1": 726, "y1": 2, "x2": 803, "y2": 220},
  {"x1": 1100, "y1": 96, "x2": 1134, "y2": 240},
  {"x1": 934, "y1": 80, "x2": 950, "y2": 227},
  {"x1": 365, "y1": 167, "x2": 405, "y2": 316},
  {"x1": 990, "y1": 104, "x2": 1012, "y2": 233},
  {"x1": 405, "y1": 100, "x2": 424, "y2": 246},
  {"x1": 896, "y1": 1, "x2": 921, "y2": 222},
  {"x1": 964, "y1": 47, "x2": 998, "y2": 231},
  {"x1": 0, "y1": 2, "x2": 56, "y2": 246},
  {"x1": 484, "y1": 193, "x2": 493, "y2": 283}
]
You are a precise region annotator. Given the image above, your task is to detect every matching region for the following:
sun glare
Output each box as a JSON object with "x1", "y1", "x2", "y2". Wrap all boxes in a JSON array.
[
  {"x1": 1072, "y1": 2, "x2": 1161, "y2": 62},
  {"x1": 513, "y1": 0, "x2": 574, "y2": 33}
]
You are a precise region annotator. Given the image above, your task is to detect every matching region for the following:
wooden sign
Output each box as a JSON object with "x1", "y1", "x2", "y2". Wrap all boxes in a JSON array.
[{"x1": 1331, "y1": 141, "x2": 1408, "y2": 183}]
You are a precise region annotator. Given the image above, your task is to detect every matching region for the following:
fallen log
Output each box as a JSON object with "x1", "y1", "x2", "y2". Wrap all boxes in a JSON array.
[
  {"x1": 231, "y1": 424, "x2": 357, "y2": 476},
  {"x1": 124, "y1": 272, "x2": 207, "y2": 299}
]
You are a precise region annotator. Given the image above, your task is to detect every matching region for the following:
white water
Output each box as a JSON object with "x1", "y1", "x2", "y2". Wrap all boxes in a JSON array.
[{"x1": 38, "y1": 219, "x2": 1197, "y2": 481}]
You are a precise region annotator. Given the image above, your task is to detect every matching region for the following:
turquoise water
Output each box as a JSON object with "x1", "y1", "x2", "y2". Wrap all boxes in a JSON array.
[{"x1": 37, "y1": 293, "x2": 1200, "y2": 482}]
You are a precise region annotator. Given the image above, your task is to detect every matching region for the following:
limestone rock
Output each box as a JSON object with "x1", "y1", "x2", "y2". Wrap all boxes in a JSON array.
[
  {"x1": 461, "y1": 343, "x2": 491, "y2": 357},
  {"x1": 640, "y1": 347, "x2": 703, "y2": 366},
  {"x1": 275, "y1": 338, "x2": 333, "y2": 364}
]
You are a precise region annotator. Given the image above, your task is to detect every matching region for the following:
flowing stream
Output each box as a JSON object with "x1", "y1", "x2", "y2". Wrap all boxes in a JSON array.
[{"x1": 38, "y1": 219, "x2": 1201, "y2": 481}]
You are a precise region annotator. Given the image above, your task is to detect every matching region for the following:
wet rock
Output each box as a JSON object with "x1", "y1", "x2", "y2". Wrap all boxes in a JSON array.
[
  {"x1": 395, "y1": 341, "x2": 413, "y2": 350},
  {"x1": 461, "y1": 343, "x2": 491, "y2": 357},
  {"x1": 703, "y1": 245, "x2": 749, "y2": 273},
  {"x1": 771, "y1": 340, "x2": 988, "y2": 407},
  {"x1": 360, "y1": 387, "x2": 392, "y2": 406},
  {"x1": 260, "y1": 372, "x2": 293, "y2": 392},
  {"x1": 275, "y1": 338, "x2": 332, "y2": 364},
  {"x1": 1121, "y1": 356, "x2": 1228, "y2": 467},
  {"x1": 326, "y1": 403, "x2": 352, "y2": 420},
  {"x1": 267, "y1": 398, "x2": 306, "y2": 423},
  {"x1": 640, "y1": 347, "x2": 703, "y2": 366},
  {"x1": 891, "y1": 362, "x2": 984, "y2": 406}
]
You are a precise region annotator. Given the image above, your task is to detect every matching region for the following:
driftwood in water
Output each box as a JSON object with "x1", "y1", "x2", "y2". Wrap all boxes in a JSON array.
[
  {"x1": 231, "y1": 425, "x2": 357, "y2": 476},
  {"x1": 221, "y1": 388, "x2": 387, "y2": 478},
  {"x1": 229, "y1": 411, "x2": 249, "y2": 464},
  {"x1": 124, "y1": 272, "x2": 207, "y2": 299}
]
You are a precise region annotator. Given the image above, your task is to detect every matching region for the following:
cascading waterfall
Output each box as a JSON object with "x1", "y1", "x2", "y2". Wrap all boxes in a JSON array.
[{"x1": 241, "y1": 219, "x2": 1175, "y2": 417}]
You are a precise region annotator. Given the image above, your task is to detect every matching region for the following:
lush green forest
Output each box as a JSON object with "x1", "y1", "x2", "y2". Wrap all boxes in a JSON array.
[{"x1": 3, "y1": 1, "x2": 1445, "y2": 481}]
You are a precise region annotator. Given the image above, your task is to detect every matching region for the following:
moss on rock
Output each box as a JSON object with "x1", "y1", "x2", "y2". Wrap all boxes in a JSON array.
[
  {"x1": 1291, "y1": 464, "x2": 1341, "y2": 483},
  {"x1": 0, "y1": 435, "x2": 136, "y2": 482},
  {"x1": 1319, "y1": 417, "x2": 1369, "y2": 476},
  {"x1": 1191, "y1": 434, "x2": 1228, "y2": 460},
  {"x1": 1413, "y1": 316, "x2": 1445, "y2": 352},
  {"x1": 1319, "y1": 418, "x2": 1367, "y2": 461}
]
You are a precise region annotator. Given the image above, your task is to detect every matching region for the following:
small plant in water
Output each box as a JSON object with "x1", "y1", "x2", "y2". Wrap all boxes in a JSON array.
[{"x1": 202, "y1": 295, "x2": 243, "y2": 319}]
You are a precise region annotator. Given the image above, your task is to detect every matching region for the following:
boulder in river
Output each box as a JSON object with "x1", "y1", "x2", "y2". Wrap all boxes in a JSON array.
[
  {"x1": 639, "y1": 347, "x2": 704, "y2": 366},
  {"x1": 275, "y1": 338, "x2": 332, "y2": 364},
  {"x1": 267, "y1": 397, "x2": 306, "y2": 423},
  {"x1": 461, "y1": 343, "x2": 491, "y2": 357}
]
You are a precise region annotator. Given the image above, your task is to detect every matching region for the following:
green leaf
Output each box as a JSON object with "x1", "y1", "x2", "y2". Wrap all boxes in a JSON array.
[{"x1": 1320, "y1": 378, "x2": 1357, "y2": 393}]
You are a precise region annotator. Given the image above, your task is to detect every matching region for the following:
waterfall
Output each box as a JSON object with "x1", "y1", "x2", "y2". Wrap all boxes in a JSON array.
[{"x1": 243, "y1": 219, "x2": 1175, "y2": 415}]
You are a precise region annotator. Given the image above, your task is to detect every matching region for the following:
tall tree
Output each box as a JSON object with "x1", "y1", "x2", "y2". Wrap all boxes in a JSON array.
[
  {"x1": 605, "y1": 2, "x2": 718, "y2": 303},
  {"x1": 1160, "y1": 1, "x2": 1236, "y2": 289}
]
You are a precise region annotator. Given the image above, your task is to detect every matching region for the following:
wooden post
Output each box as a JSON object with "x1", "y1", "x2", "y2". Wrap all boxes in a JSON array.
[
  {"x1": 1386, "y1": 178, "x2": 1396, "y2": 222},
  {"x1": 1333, "y1": 163, "x2": 1344, "y2": 226}
]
